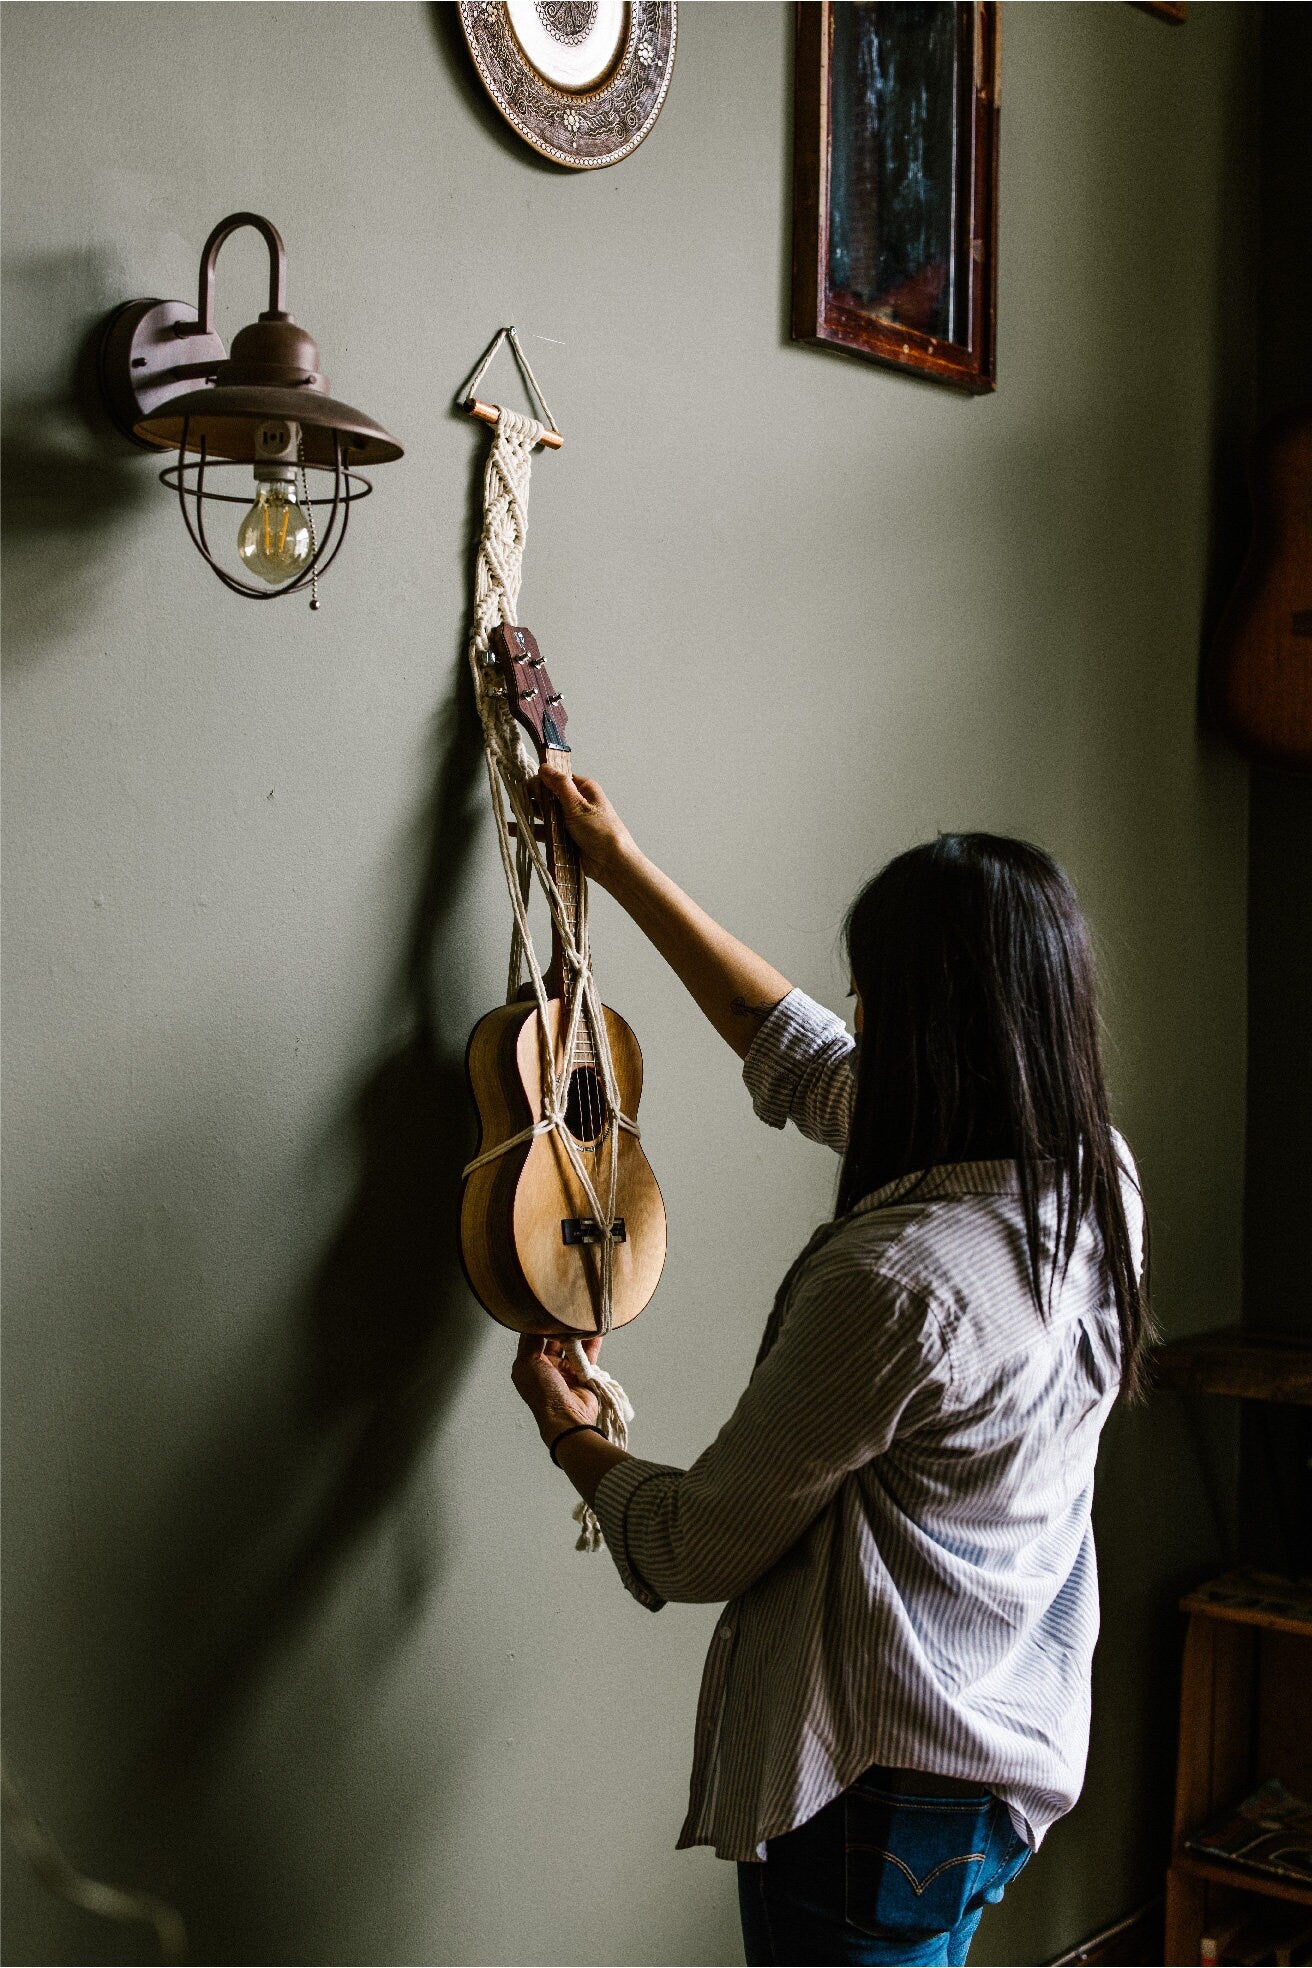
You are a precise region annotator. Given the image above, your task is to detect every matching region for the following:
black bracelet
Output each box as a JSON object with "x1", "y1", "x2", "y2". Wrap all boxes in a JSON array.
[{"x1": 549, "y1": 1422, "x2": 603, "y2": 1467}]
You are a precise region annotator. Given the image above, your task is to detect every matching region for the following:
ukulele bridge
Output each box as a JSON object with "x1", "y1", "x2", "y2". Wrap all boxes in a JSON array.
[{"x1": 561, "y1": 1217, "x2": 627, "y2": 1247}]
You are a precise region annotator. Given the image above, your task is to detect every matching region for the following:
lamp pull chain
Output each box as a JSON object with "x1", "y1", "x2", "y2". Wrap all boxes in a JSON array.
[{"x1": 298, "y1": 429, "x2": 320, "y2": 612}]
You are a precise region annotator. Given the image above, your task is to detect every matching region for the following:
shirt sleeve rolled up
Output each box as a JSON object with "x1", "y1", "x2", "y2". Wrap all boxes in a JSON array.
[
  {"x1": 742, "y1": 988, "x2": 857, "y2": 1153},
  {"x1": 593, "y1": 1244, "x2": 949, "y2": 1610}
]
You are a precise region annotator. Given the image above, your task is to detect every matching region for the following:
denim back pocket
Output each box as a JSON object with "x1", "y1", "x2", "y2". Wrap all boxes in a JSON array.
[{"x1": 843, "y1": 1780, "x2": 996, "y2": 1940}]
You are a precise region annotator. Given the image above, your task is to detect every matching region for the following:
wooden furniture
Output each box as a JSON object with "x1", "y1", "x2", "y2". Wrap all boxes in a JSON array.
[
  {"x1": 1165, "y1": 1571, "x2": 1312, "y2": 1964},
  {"x1": 1204, "y1": 407, "x2": 1312, "y2": 769},
  {"x1": 1153, "y1": 1326, "x2": 1312, "y2": 1406}
]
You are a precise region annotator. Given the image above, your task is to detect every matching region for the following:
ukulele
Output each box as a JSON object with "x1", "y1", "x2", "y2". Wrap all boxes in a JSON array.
[
  {"x1": 459, "y1": 625, "x2": 667, "y2": 1336},
  {"x1": 1206, "y1": 406, "x2": 1312, "y2": 768}
]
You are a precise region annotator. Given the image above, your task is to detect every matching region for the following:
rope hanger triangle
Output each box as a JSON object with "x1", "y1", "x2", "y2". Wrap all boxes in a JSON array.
[{"x1": 458, "y1": 325, "x2": 564, "y2": 450}]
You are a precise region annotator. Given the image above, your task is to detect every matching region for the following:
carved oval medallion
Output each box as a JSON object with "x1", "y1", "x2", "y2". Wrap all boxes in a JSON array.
[{"x1": 459, "y1": 0, "x2": 677, "y2": 169}]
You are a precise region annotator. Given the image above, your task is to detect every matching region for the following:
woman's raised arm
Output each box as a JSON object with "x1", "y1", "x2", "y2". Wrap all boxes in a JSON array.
[{"x1": 538, "y1": 764, "x2": 791, "y2": 1061}]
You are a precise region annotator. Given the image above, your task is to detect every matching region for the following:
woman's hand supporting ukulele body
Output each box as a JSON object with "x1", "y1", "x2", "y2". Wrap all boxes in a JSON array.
[
  {"x1": 536, "y1": 764, "x2": 792, "y2": 1061},
  {"x1": 511, "y1": 1332, "x2": 627, "y2": 1504},
  {"x1": 514, "y1": 767, "x2": 794, "y2": 1505}
]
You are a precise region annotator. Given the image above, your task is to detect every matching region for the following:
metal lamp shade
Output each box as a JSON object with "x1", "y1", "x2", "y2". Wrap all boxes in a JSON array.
[{"x1": 136, "y1": 383, "x2": 403, "y2": 467}]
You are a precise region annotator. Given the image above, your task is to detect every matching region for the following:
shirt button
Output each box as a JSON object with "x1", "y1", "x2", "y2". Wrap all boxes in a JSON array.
[{"x1": 716, "y1": 1623, "x2": 734, "y2": 1643}]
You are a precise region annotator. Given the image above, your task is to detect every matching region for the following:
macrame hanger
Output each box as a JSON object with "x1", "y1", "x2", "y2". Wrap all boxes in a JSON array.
[
  {"x1": 458, "y1": 325, "x2": 565, "y2": 450},
  {"x1": 456, "y1": 329, "x2": 633, "y2": 1553}
]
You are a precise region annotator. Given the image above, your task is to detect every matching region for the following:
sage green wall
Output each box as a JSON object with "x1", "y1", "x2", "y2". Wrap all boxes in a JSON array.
[{"x1": 1, "y1": 6, "x2": 1255, "y2": 1964}]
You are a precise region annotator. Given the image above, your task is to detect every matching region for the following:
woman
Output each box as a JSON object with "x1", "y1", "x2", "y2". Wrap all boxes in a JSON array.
[{"x1": 512, "y1": 766, "x2": 1150, "y2": 1968}]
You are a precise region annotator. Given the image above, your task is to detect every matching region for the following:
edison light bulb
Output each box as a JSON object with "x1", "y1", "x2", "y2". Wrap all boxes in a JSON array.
[{"x1": 237, "y1": 474, "x2": 312, "y2": 584}]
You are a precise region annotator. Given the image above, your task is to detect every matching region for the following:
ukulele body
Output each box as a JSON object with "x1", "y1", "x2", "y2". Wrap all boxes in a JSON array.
[
  {"x1": 1207, "y1": 408, "x2": 1312, "y2": 768},
  {"x1": 460, "y1": 995, "x2": 667, "y2": 1336}
]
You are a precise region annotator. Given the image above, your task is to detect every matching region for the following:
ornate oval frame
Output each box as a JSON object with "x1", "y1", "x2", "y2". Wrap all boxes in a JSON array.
[{"x1": 458, "y1": 2, "x2": 678, "y2": 170}]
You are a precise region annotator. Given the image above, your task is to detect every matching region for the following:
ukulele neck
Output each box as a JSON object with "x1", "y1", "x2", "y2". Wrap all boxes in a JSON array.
[{"x1": 541, "y1": 746, "x2": 595, "y2": 1062}]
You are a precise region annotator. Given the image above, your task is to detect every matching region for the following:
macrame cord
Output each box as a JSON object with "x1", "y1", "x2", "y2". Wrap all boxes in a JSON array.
[
  {"x1": 2, "y1": 1765, "x2": 186, "y2": 1963},
  {"x1": 459, "y1": 332, "x2": 635, "y2": 1552}
]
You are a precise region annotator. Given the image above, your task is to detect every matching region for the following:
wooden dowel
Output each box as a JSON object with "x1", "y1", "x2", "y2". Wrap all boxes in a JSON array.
[{"x1": 463, "y1": 398, "x2": 564, "y2": 449}]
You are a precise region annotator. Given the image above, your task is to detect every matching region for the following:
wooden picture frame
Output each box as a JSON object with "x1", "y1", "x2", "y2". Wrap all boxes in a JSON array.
[{"x1": 791, "y1": 1, "x2": 1000, "y2": 394}]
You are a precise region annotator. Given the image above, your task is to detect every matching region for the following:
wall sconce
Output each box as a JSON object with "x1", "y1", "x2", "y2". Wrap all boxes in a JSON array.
[{"x1": 99, "y1": 211, "x2": 402, "y2": 608}]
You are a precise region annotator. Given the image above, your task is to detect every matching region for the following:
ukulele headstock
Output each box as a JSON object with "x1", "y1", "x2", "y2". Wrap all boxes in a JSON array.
[{"x1": 490, "y1": 624, "x2": 570, "y2": 761}]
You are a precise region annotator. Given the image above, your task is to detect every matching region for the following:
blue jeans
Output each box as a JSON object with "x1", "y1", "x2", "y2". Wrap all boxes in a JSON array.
[{"x1": 737, "y1": 1766, "x2": 1031, "y2": 1966}]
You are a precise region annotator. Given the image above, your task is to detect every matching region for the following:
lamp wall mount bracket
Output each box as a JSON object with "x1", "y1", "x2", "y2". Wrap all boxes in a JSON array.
[
  {"x1": 99, "y1": 298, "x2": 227, "y2": 449},
  {"x1": 99, "y1": 213, "x2": 308, "y2": 450}
]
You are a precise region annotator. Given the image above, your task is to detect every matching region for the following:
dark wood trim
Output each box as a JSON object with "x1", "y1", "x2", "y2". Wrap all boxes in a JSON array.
[
  {"x1": 1173, "y1": 1848, "x2": 1312, "y2": 1909},
  {"x1": 1151, "y1": 1325, "x2": 1312, "y2": 1405},
  {"x1": 1165, "y1": 1577, "x2": 1312, "y2": 1961},
  {"x1": 1180, "y1": 1569, "x2": 1312, "y2": 1640},
  {"x1": 791, "y1": 1, "x2": 1000, "y2": 394},
  {"x1": 789, "y1": 0, "x2": 826, "y2": 347}
]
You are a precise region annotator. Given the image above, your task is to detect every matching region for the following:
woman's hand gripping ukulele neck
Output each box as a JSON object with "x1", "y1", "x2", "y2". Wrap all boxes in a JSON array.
[{"x1": 536, "y1": 764, "x2": 792, "y2": 1061}]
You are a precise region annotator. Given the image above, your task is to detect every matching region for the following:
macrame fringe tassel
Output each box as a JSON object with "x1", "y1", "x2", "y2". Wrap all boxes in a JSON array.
[{"x1": 562, "y1": 1338, "x2": 634, "y2": 1551}]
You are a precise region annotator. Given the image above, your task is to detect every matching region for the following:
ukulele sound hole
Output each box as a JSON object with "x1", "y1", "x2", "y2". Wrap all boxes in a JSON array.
[{"x1": 564, "y1": 1065, "x2": 606, "y2": 1142}]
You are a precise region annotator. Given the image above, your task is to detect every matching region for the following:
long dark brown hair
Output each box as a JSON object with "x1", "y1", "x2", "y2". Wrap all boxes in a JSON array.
[{"x1": 839, "y1": 833, "x2": 1152, "y2": 1400}]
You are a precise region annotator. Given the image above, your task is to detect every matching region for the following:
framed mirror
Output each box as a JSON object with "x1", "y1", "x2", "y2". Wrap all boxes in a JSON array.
[{"x1": 792, "y1": 1, "x2": 1000, "y2": 393}]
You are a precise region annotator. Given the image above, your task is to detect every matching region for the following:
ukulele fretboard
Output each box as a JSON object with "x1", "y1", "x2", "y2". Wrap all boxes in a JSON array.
[{"x1": 544, "y1": 748, "x2": 596, "y2": 1071}]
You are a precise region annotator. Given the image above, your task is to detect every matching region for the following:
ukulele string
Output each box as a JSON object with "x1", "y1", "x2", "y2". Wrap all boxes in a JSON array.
[
  {"x1": 558, "y1": 819, "x2": 608, "y2": 1284},
  {"x1": 556, "y1": 765, "x2": 604, "y2": 1154},
  {"x1": 474, "y1": 754, "x2": 629, "y2": 1255},
  {"x1": 550, "y1": 797, "x2": 620, "y2": 1224}
]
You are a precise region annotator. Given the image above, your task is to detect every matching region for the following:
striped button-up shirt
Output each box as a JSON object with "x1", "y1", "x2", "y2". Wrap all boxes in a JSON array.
[{"x1": 593, "y1": 989, "x2": 1143, "y2": 1862}]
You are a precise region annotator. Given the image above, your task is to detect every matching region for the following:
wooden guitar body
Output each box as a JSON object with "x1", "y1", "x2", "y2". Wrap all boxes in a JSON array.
[
  {"x1": 1207, "y1": 408, "x2": 1312, "y2": 768},
  {"x1": 461, "y1": 996, "x2": 667, "y2": 1336}
]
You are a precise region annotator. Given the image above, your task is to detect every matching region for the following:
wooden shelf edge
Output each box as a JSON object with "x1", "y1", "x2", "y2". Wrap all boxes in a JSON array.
[
  {"x1": 1179, "y1": 1568, "x2": 1312, "y2": 1636},
  {"x1": 1171, "y1": 1851, "x2": 1312, "y2": 1908},
  {"x1": 1151, "y1": 1325, "x2": 1312, "y2": 1404}
]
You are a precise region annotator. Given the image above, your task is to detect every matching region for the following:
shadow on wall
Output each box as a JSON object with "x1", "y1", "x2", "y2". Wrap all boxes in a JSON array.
[
  {"x1": 143, "y1": 447, "x2": 498, "y2": 1800},
  {"x1": 424, "y1": 2, "x2": 565, "y2": 174},
  {"x1": 140, "y1": 719, "x2": 489, "y2": 1792},
  {"x1": 0, "y1": 250, "x2": 155, "y2": 659},
  {"x1": 6, "y1": 697, "x2": 494, "y2": 1961},
  {"x1": 2, "y1": 268, "x2": 497, "y2": 1959}
]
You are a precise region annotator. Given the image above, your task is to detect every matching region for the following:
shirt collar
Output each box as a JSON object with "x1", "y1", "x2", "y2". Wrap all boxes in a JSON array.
[{"x1": 852, "y1": 1160, "x2": 1023, "y2": 1215}]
